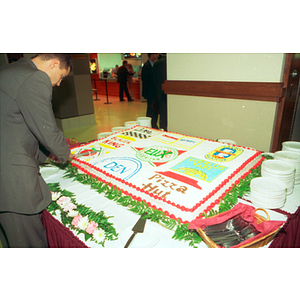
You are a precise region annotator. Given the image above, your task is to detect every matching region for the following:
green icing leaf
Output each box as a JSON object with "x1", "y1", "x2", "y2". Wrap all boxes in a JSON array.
[
  {"x1": 49, "y1": 159, "x2": 263, "y2": 248},
  {"x1": 47, "y1": 181, "x2": 118, "y2": 247}
]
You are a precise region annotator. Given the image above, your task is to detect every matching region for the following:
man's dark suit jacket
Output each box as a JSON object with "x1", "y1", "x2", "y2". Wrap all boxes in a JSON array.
[
  {"x1": 0, "y1": 57, "x2": 70, "y2": 214},
  {"x1": 117, "y1": 65, "x2": 129, "y2": 84},
  {"x1": 141, "y1": 60, "x2": 157, "y2": 101}
]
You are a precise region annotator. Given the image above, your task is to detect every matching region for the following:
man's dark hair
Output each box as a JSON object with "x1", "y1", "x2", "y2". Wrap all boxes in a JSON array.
[
  {"x1": 32, "y1": 54, "x2": 74, "y2": 72},
  {"x1": 122, "y1": 60, "x2": 128, "y2": 66}
]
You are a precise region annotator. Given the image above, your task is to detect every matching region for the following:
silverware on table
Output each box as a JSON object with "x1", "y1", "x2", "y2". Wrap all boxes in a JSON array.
[
  {"x1": 40, "y1": 163, "x2": 52, "y2": 167},
  {"x1": 124, "y1": 212, "x2": 147, "y2": 248},
  {"x1": 203, "y1": 215, "x2": 260, "y2": 247},
  {"x1": 75, "y1": 149, "x2": 101, "y2": 158}
]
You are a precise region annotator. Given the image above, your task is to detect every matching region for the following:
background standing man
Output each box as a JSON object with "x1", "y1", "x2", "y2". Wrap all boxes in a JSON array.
[
  {"x1": 141, "y1": 53, "x2": 158, "y2": 129},
  {"x1": 0, "y1": 54, "x2": 74, "y2": 247},
  {"x1": 154, "y1": 53, "x2": 167, "y2": 131},
  {"x1": 117, "y1": 60, "x2": 132, "y2": 102}
]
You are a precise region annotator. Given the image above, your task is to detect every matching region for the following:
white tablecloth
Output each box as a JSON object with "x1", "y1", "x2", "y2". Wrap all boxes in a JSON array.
[{"x1": 41, "y1": 165, "x2": 300, "y2": 248}]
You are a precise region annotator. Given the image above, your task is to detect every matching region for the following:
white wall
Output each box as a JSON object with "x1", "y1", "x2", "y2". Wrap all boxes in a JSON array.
[
  {"x1": 167, "y1": 53, "x2": 286, "y2": 152},
  {"x1": 167, "y1": 53, "x2": 285, "y2": 82}
]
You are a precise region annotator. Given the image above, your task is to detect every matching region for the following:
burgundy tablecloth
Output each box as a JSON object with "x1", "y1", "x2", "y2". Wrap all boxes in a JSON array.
[
  {"x1": 42, "y1": 206, "x2": 300, "y2": 248},
  {"x1": 42, "y1": 210, "x2": 88, "y2": 248},
  {"x1": 269, "y1": 206, "x2": 300, "y2": 248}
]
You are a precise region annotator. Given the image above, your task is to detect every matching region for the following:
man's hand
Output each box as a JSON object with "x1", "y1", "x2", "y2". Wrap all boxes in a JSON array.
[
  {"x1": 48, "y1": 152, "x2": 74, "y2": 163},
  {"x1": 48, "y1": 153, "x2": 60, "y2": 163}
]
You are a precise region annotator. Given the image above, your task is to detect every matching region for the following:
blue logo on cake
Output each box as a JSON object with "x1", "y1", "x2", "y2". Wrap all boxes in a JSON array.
[
  {"x1": 91, "y1": 157, "x2": 142, "y2": 180},
  {"x1": 205, "y1": 146, "x2": 243, "y2": 162},
  {"x1": 171, "y1": 157, "x2": 228, "y2": 183}
]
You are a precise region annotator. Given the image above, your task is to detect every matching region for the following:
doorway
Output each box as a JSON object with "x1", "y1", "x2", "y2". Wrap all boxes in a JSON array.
[{"x1": 273, "y1": 53, "x2": 300, "y2": 151}]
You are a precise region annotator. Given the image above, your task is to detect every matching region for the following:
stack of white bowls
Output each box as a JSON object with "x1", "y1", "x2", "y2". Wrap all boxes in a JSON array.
[
  {"x1": 136, "y1": 117, "x2": 151, "y2": 127},
  {"x1": 261, "y1": 160, "x2": 296, "y2": 195},
  {"x1": 282, "y1": 141, "x2": 300, "y2": 153},
  {"x1": 97, "y1": 132, "x2": 112, "y2": 139},
  {"x1": 111, "y1": 126, "x2": 126, "y2": 133},
  {"x1": 218, "y1": 139, "x2": 237, "y2": 145},
  {"x1": 124, "y1": 121, "x2": 138, "y2": 129},
  {"x1": 250, "y1": 177, "x2": 287, "y2": 209},
  {"x1": 274, "y1": 150, "x2": 300, "y2": 185}
]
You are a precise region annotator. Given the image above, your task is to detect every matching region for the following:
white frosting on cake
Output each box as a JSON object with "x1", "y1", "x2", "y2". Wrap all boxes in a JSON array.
[{"x1": 71, "y1": 126, "x2": 263, "y2": 223}]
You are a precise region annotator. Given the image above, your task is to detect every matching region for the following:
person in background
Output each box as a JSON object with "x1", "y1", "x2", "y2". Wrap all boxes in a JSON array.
[
  {"x1": 153, "y1": 53, "x2": 167, "y2": 131},
  {"x1": 141, "y1": 53, "x2": 158, "y2": 129},
  {"x1": 0, "y1": 54, "x2": 74, "y2": 248},
  {"x1": 112, "y1": 64, "x2": 118, "y2": 78},
  {"x1": 117, "y1": 60, "x2": 133, "y2": 102},
  {"x1": 127, "y1": 63, "x2": 136, "y2": 100}
]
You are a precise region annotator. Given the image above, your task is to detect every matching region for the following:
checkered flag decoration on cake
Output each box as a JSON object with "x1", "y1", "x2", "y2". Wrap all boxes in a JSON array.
[{"x1": 123, "y1": 130, "x2": 151, "y2": 139}]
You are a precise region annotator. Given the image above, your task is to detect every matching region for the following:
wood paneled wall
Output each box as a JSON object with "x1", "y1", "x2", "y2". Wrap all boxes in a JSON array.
[
  {"x1": 162, "y1": 64, "x2": 292, "y2": 152},
  {"x1": 162, "y1": 80, "x2": 285, "y2": 102}
]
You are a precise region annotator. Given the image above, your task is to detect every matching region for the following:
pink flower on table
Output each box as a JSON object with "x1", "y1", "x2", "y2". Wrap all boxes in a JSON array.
[
  {"x1": 72, "y1": 214, "x2": 82, "y2": 227},
  {"x1": 57, "y1": 196, "x2": 71, "y2": 208},
  {"x1": 63, "y1": 203, "x2": 77, "y2": 212},
  {"x1": 86, "y1": 221, "x2": 98, "y2": 234}
]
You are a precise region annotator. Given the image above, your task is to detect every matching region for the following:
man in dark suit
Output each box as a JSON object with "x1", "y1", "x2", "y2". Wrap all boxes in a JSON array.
[
  {"x1": 117, "y1": 60, "x2": 132, "y2": 102},
  {"x1": 154, "y1": 54, "x2": 167, "y2": 131},
  {"x1": 141, "y1": 53, "x2": 158, "y2": 129},
  {"x1": 0, "y1": 54, "x2": 74, "y2": 247}
]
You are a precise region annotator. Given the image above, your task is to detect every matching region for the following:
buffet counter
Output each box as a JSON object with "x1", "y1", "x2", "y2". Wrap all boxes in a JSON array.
[
  {"x1": 93, "y1": 78, "x2": 140, "y2": 99},
  {"x1": 40, "y1": 165, "x2": 300, "y2": 248}
]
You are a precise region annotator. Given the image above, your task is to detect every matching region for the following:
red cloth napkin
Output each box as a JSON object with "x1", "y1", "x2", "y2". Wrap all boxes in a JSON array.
[{"x1": 189, "y1": 203, "x2": 285, "y2": 248}]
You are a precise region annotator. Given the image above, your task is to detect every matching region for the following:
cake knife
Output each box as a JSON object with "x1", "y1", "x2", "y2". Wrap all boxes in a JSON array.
[{"x1": 124, "y1": 212, "x2": 147, "y2": 248}]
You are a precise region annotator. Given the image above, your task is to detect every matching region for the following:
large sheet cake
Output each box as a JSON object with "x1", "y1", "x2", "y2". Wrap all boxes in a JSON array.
[{"x1": 71, "y1": 126, "x2": 263, "y2": 223}]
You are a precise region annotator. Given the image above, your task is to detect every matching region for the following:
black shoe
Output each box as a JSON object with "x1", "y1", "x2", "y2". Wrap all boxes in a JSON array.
[{"x1": 120, "y1": 99, "x2": 125, "y2": 102}]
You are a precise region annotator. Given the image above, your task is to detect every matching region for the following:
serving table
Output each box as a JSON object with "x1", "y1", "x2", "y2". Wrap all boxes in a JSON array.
[
  {"x1": 40, "y1": 165, "x2": 300, "y2": 248},
  {"x1": 95, "y1": 78, "x2": 141, "y2": 99}
]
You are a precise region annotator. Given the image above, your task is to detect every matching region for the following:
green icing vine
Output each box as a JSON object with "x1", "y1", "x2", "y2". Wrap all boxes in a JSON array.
[
  {"x1": 50, "y1": 160, "x2": 263, "y2": 248},
  {"x1": 47, "y1": 182, "x2": 118, "y2": 247}
]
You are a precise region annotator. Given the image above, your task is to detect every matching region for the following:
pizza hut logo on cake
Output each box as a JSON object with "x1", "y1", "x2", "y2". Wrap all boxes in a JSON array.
[{"x1": 205, "y1": 146, "x2": 243, "y2": 163}]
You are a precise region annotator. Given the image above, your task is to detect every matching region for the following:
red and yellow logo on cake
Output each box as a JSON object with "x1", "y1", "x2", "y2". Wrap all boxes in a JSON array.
[{"x1": 205, "y1": 145, "x2": 243, "y2": 162}]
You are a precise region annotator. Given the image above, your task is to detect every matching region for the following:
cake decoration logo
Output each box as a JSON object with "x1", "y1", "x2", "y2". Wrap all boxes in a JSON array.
[
  {"x1": 135, "y1": 145, "x2": 178, "y2": 165},
  {"x1": 205, "y1": 146, "x2": 243, "y2": 162},
  {"x1": 98, "y1": 134, "x2": 135, "y2": 150},
  {"x1": 91, "y1": 157, "x2": 142, "y2": 180},
  {"x1": 72, "y1": 145, "x2": 104, "y2": 160},
  {"x1": 171, "y1": 157, "x2": 228, "y2": 183},
  {"x1": 151, "y1": 133, "x2": 204, "y2": 150},
  {"x1": 122, "y1": 127, "x2": 160, "y2": 139}
]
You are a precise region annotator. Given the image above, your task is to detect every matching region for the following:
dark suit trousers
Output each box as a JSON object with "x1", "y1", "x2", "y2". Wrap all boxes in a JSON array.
[
  {"x1": 119, "y1": 82, "x2": 132, "y2": 101},
  {"x1": 0, "y1": 211, "x2": 48, "y2": 248},
  {"x1": 146, "y1": 96, "x2": 159, "y2": 129},
  {"x1": 158, "y1": 92, "x2": 167, "y2": 131}
]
